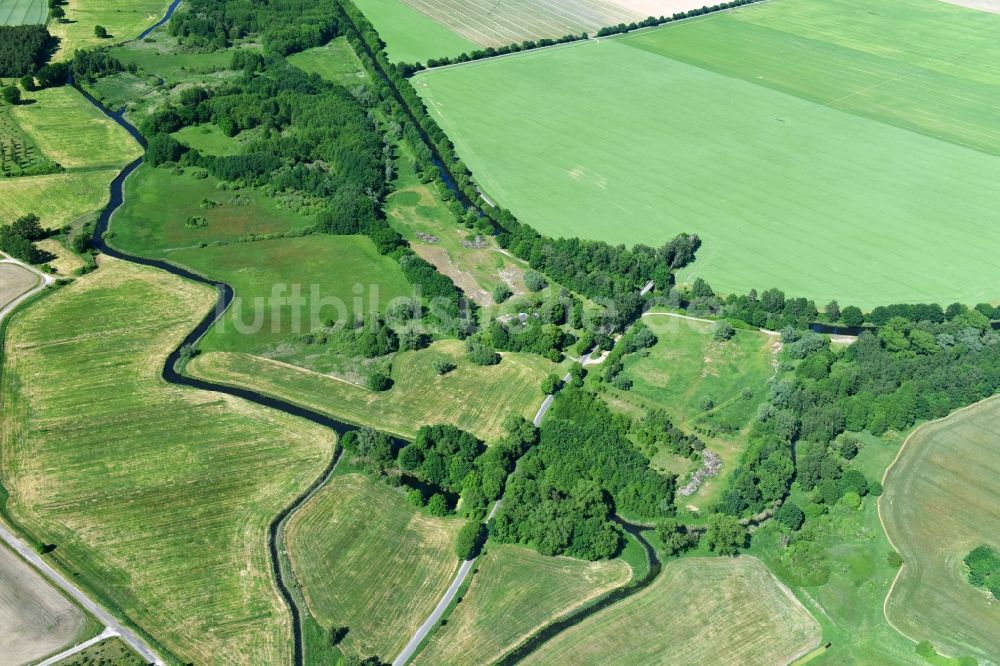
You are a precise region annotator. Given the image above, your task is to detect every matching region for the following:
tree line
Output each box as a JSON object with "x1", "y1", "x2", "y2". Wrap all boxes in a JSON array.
[{"x1": 0, "y1": 25, "x2": 54, "y2": 77}]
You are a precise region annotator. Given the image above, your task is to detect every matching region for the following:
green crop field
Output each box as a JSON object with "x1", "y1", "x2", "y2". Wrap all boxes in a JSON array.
[
  {"x1": 600, "y1": 313, "x2": 777, "y2": 511},
  {"x1": 50, "y1": 0, "x2": 172, "y2": 58},
  {"x1": 188, "y1": 339, "x2": 558, "y2": 441},
  {"x1": 881, "y1": 396, "x2": 1000, "y2": 663},
  {"x1": 285, "y1": 472, "x2": 461, "y2": 661},
  {"x1": 0, "y1": 110, "x2": 57, "y2": 177},
  {"x1": 0, "y1": 543, "x2": 89, "y2": 665},
  {"x1": 352, "y1": 0, "x2": 477, "y2": 63},
  {"x1": 0, "y1": 0, "x2": 46, "y2": 25},
  {"x1": 520, "y1": 556, "x2": 820, "y2": 665},
  {"x1": 0, "y1": 259, "x2": 334, "y2": 664},
  {"x1": 415, "y1": 0, "x2": 1000, "y2": 307},
  {"x1": 168, "y1": 235, "x2": 414, "y2": 359},
  {"x1": 414, "y1": 544, "x2": 631, "y2": 665},
  {"x1": 110, "y1": 166, "x2": 314, "y2": 256},
  {"x1": 0, "y1": 169, "x2": 120, "y2": 230},
  {"x1": 288, "y1": 36, "x2": 369, "y2": 87}
]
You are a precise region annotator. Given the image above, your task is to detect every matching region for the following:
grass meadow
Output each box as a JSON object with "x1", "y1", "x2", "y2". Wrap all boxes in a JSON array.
[
  {"x1": 55, "y1": 637, "x2": 147, "y2": 665},
  {"x1": 0, "y1": 109, "x2": 55, "y2": 177},
  {"x1": 0, "y1": 259, "x2": 334, "y2": 664},
  {"x1": 414, "y1": 544, "x2": 631, "y2": 665},
  {"x1": 188, "y1": 340, "x2": 558, "y2": 441},
  {"x1": 0, "y1": 544, "x2": 89, "y2": 665},
  {"x1": 415, "y1": 0, "x2": 1000, "y2": 307},
  {"x1": 0, "y1": 0, "x2": 46, "y2": 24},
  {"x1": 287, "y1": 37, "x2": 369, "y2": 87},
  {"x1": 285, "y1": 472, "x2": 461, "y2": 661},
  {"x1": 599, "y1": 313, "x2": 777, "y2": 512},
  {"x1": 520, "y1": 557, "x2": 820, "y2": 665},
  {"x1": 50, "y1": 0, "x2": 172, "y2": 58},
  {"x1": 881, "y1": 396, "x2": 1000, "y2": 663}
]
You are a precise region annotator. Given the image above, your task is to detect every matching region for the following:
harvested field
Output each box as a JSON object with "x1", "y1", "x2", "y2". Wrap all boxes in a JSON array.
[
  {"x1": 414, "y1": 544, "x2": 631, "y2": 665},
  {"x1": 0, "y1": 258, "x2": 333, "y2": 664},
  {"x1": 881, "y1": 395, "x2": 1000, "y2": 663},
  {"x1": 0, "y1": 544, "x2": 86, "y2": 666},
  {"x1": 285, "y1": 472, "x2": 461, "y2": 661},
  {"x1": 520, "y1": 557, "x2": 820, "y2": 665},
  {"x1": 0, "y1": 262, "x2": 40, "y2": 311}
]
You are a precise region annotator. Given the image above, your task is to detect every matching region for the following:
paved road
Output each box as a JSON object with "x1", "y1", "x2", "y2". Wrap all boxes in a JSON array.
[
  {"x1": 0, "y1": 524, "x2": 163, "y2": 665},
  {"x1": 36, "y1": 626, "x2": 119, "y2": 666}
]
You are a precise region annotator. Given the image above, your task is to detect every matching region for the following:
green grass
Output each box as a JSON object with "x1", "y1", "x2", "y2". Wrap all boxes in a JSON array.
[
  {"x1": 285, "y1": 472, "x2": 462, "y2": 662},
  {"x1": 110, "y1": 165, "x2": 315, "y2": 256},
  {"x1": 520, "y1": 557, "x2": 820, "y2": 665},
  {"x1": 352, "y1": 0, "x2": 477, "y2": 63},
  {"x1": 188, "y1": 338, "x2": 559, "y2": 441},
  {"x1": 415, "y1": 0, "x2": 1000, "y2": 307},
  {"x1": 414, "y1": 544, "x2": 631, "y2": 665},
  {"x1": 169, "y1": 235, "x2": 413, "y2": 358},
  {"x1": 0, "y1": 109, "x2": 57, "y2": 176},
  {"x1": 0, "y1": 259, "x2": 334, "y2": 664},
  {"x1": 171, "y1": 124, "x2": 244, "y2": 156},
  {"x1": 751, "y1": 432, "x2": 930, "y2": 665},
  {"x1": 598, "y1": 313, "x2": 777, "y2": 512},
  {"x1": 287, "y1": 36, "x2": 369, "y2": 87},
  {"x1": 50, "y1": 0, "x2": 172, "y2": 58},
  {"x1": 880, "y1": 395, "x2": 1000, "y2": 663},
  {"x1": 0, "y1": 0, "x2": 46, "y2": 25},
  {"x1": 55, "y1": 637, "x2": 147, "y2": 666}
]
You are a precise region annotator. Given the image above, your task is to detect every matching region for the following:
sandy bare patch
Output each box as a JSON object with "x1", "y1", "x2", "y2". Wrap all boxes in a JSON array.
[
  {"x1": 0, "y1": 545, "x2": 85, "y2": 665},
  {"x1": 412, "y1": 243, "x2": 492, "y2": 305}
]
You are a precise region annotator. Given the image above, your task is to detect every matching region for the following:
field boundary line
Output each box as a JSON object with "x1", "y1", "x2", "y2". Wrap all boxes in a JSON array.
[
  {"x1": 34, "y1": 626, "x2": 118, "y2": 666},
  {"x1": 875, "y1": 393, "x2": 1000, "y2": 659}
]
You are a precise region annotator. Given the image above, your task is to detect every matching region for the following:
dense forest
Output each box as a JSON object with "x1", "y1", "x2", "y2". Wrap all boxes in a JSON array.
[{"x1": 0, "y1": 25, "x2": 53, "y2": 77}]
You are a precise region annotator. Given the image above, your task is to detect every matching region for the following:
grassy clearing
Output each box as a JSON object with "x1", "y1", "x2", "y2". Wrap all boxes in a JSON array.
[
  {"x1": 352, "y1": 0, "x2": 477, "y2": 63},
  {"x1": 0, "y1": 263, "x2": 40, "y2": 309},
  {"x1": 110, "y1": 165, "x2": 314, "y2": 256},
  {"x1": 286, "y1": 472, "x2": 461, "y2": 661},
  {"x1": 599, "y1": 313, "x2": 776, "y2": 511},
  {"x1": 751, "y1": 432, "x2": 929, "y2": 664},
  {"x1": 50, "y1": 0, "x2": 171, "y2": 58},
  {"x1": 0, "y1": 169, "x2": 119, "y2": 230},
  {"x1": 169, "y1": 235, "x2": 413, "y2": 359},
  {"x1": 520, "y1": 556, "x2": 820, "y2": 665},
  {"x1": 415, "y1": 0, "x2": 1000, "y2": 307},
  {"x1": 188, "y1": 339, "x2": 557, "y2": 441},
  {"x1": 0, "y1": 0, "x2": 46, "y2": 24},
  {"x1": 0, "y1": 258, "x2": 334, "y2": 664},
  {"x1": 414, "y1": 544, "x2": 631, "y2": 665},
  {"x1": 10, "y1": 86, "x2": 142, "y2": 169},
  {"x1": 55, "y1": 637, "x2": 147, "y2": 665},
  {"x1": 171, "y1": 124, "x2": 243, "y2": 156},
  {"x1": 287, "y1": 36, "x2": 369, "y2": 87},
  {"x1": 34, "y1": 238, "x2": 86, "y2": 275},
  {"x1": 881, "y1": 395, "x2": 1000, "y2": 662},
  {"x1": 0, "y1": 544, "x2": 88, "y2": 665}
]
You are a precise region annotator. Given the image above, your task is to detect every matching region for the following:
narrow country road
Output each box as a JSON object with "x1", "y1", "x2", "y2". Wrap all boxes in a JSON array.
[{"x1": 0, "y1": 525, "x2": 163, "y2": 664}]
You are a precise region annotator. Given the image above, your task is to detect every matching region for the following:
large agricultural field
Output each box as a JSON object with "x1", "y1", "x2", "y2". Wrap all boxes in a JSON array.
[
  {"x1": 520, "y1": 557, "x2": 820, "y2": 665},
  {"x1": 0, "y1": 259, "x2": 334, "y2": 664},
  {"x1": 881, "y1": 396, "x2": 1000, "y2": 663},
  {"x1": 415, "y1": 0, "x2": 1000, "y2": 307},
  {"x1": 0, "y1": 544, "x2": 88, "y2": 665},
  {"x1": 414, "y1": 544, "x2": 631, "y2": 665},
  {"x1": 188, "y1": 342, "x2": 558, "y2": 441},
  {"x1": 0, "y1": 0, "x2": 45, "y2": 25},
  {"x1": 285, "y1": 472, "x2": 461, "y2": 661},
  {"x1": 0, "y1": 262, "x2": 40, "y2": 311},
  {"x1": 49, "y1": 0, "x2": 172, "y2": 57}
]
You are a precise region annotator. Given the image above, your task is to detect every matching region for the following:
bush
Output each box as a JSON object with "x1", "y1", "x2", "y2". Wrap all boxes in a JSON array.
[
  {"x1": 426, "y1": 493, "x2": 448, "y2": 516},
  {"x1": 94, "y1": 25, "x2": 109, "y2": 38},
  {"x1": 868, "y1": 479, "x2": 883, "y2": 497},
  {"x1": 713, "y1": 320, "x2": 735, "y2": 341},
  {"x1": 774, "y1": 501, "x2": 805, "y2": 531},
  {"x1": 841, "y1": 491, "x2": 861, "y2": 509},
  {"x1": 466, "y1": 339, "x2": 500, "y2": 366},
  {"x1": 524, "y1": 269, "x2": 547, "y2": 292},
  {"x1": 454, "y1": 521, "x2": 487, "y2": 560},
  {"x1": 368, "y1": 372, "x2": 393, "y2": 391},
  {"x1": 2, "y1": 85, "x2": 21, "y2": 105},
  {"x1": 407, "y1": 488, "x2": 425, "y2": 507},
  {"x1": 433, "y1": 358, "x2": 456, "y2": 375},
  {"x1": 887, "y1": 551, "x2": 904, "y2": 568},
  {"x1": 492, "y1": 284, "x2": 512, "y2": 304},
  {"x1": 540, "y1": 373, "x2": 562, "y2": 395}
]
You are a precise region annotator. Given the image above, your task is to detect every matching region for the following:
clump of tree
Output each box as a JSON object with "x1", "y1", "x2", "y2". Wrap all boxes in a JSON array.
[
  {"x1": 964, "y1": 545, "x2": 1000, "y2": 599},
  {"x1": 656, "y1": 518, "x2": 699, "y2": 556},
  {"x1": 0, "y1": 25, "x2": 54, "y2": 77},
  {"x1": 454, "y1": 521, "x2": 487, "y2": 560},
  {"x1": 0, "y1": 214, "x2": 51, "y2": 263}
]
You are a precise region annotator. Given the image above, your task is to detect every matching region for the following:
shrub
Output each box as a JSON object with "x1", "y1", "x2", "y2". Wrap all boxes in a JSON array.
[
  {"x1": 454, "y1": 521, "x2": 487, "y2": 560},
  {"x1": 368, "y1": 372, "x2": 393, "y2": 391},
  {"x1": 540, "y1": 373, "x2": 562, "y2": 395},
  {"x1": 774, "y1": 501, "x2": 805, "y2": 531},
  {"x1": 94, "y1": 25, "x2": 108, "y2": 38},
  {"x1": 713, "y1": 320, "x2": 735, "y2": 341},
  {"x1": 492, "y1": 284, "x2": 512, "y2": 304},
  {"x1": 407, "y1": 488, "x2": 425, "y2": 507},
  {"x1": 433, "y1": 357, "x2": 456, "y2": 375},
  {"x1": 524, "y1": 269, "x2": 547, "y2": 292},
  {"x1": 426, "y1": 493, "x2": 448, "y2": 516}
]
